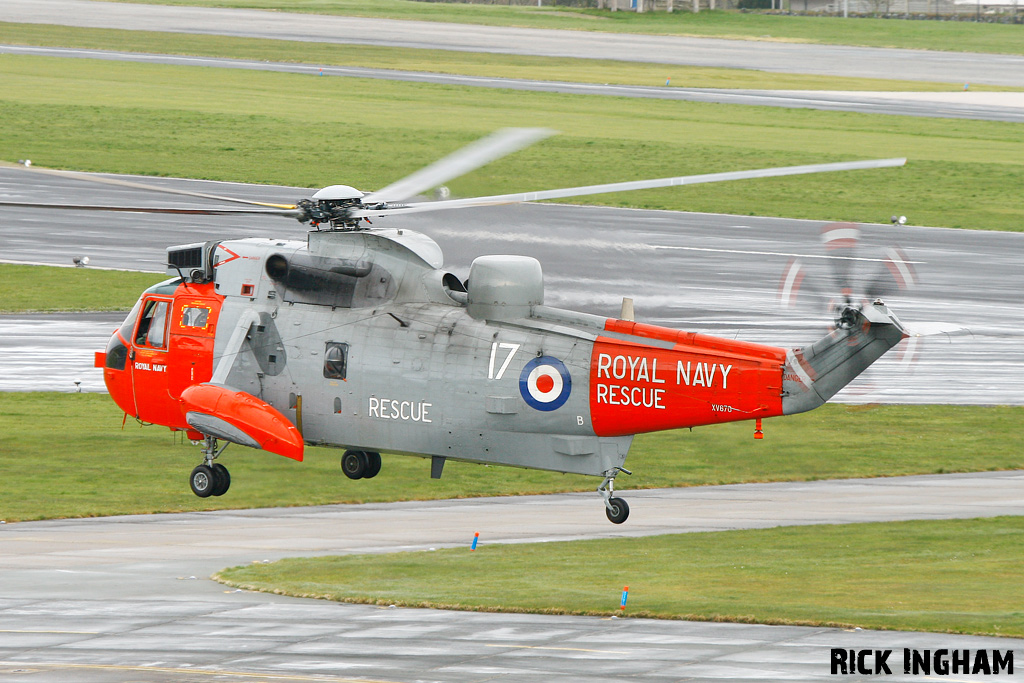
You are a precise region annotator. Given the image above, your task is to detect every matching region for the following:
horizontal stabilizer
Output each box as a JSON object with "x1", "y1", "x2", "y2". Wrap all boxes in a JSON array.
[
  {"x1": 903, "y1": 322, "x2": 1024, "y2": 339},
  {"x1": 180, "y1": 383, "x2": 304, "y2": 461}
]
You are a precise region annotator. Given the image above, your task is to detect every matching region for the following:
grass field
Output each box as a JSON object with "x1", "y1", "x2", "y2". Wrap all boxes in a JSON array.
[
  {"x1": 105, "y1": 0, "x2": 1024, "y2": 55},
  {"x1": 3, "y1": 22, "x2": 1011, "y2": 93},
  {"x1": 214, "y1": 516, "x2": 1024, "y2": 637},
  {"x1": 2, "y1": 56, "x2": 1023, "y2": 231},
  {"x1": 1, "y1": 392, "x2": 1020, "y2": 522},
  {"x1": 0, "y1": 264, "x2": 165, "y2": 312}
]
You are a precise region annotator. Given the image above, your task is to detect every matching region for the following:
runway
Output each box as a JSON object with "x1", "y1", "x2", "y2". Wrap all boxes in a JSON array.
[
  {"x1": 3, "y1": 472, "x2": 1024, "y2": 682},
  {"x1": 3, "y1": 0, "x2": 1024, "y2": 87},
  {"x1": 1, "y1": 169, "x2": 1022, "y2": 403},
  {"x1": 4, "y1": 44, "x2": 1023, "y2": 122}
]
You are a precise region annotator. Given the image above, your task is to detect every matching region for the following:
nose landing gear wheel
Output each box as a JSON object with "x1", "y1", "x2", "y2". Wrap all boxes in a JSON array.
[
  {"x1": 190, "y1": 436, "x2": 231, "y2": 498},
  {"x1": 190, "y1": 464, "x2": 216, "y2": 498},
  {"x1": 605, "y1": 497, "x2": 629, "y2": 525}
]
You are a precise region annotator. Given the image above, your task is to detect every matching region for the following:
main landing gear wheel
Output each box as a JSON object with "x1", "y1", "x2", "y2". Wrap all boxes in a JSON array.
[
  {"x1": 341, "y1": 450, "x2": 383, "y2": 480},
  {"x1": 605, "y1": 497, "x2": 629, "y2": 524},
  {"x1": 363, "y1": 452, "x2": 382, "y2": 478},
  {"x1": 341, "y1": 450, "x2": 366, "y2": 479},
  {"x1": 190, "y1": 464, "x2": 216, "y2": 498}
]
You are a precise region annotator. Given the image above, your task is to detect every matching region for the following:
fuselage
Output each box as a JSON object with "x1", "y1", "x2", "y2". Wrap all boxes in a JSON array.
[{"x1": 101, "y1": 228, "x2": 791, "y2": 478}]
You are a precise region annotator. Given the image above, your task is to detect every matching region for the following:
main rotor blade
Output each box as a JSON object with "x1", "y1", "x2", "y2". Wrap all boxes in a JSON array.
[
  {"x1": 360, "y1": 128, "x2": 555, "y2": 205},
  {"x1": 0, "y1": 161, "x2": 299, "y2": 210},
  {"x1": 0, "y1": 201, "x2": 305, "y2": 217},
  {"x1": 352, "y1": 157, "x2": 907, "y2": 218}
]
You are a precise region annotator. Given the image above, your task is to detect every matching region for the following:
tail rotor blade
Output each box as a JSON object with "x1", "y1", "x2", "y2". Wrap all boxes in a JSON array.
[
  {"x1": 882, "y1": 245, "x2": 918, "y2": 291},
  {"x1": 864, "y1": 245, "x2": 918, "y2": 300},
  {"x1": 777, "y1": 258, "x2": 807, "y2": 310},
  {"x1": 820, "y1": 222, "x2": 861, "y2": 304}
]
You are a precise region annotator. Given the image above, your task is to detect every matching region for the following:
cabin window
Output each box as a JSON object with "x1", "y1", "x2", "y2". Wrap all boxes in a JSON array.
[
  {"x1": 324, "y1": 342, "x2": 349, "y2": 379},
  {"x1": 181, "y1": 306, "x2": 210, "y2": 329},
  {"x1": 135, "y1": 299, "x2": 169, "y2": 349}
]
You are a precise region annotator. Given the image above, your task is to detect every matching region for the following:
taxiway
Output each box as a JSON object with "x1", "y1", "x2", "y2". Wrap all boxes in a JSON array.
[
  {"x1": 3, "y1": 0, "x2": 1024, "y2": 87},
  {"x1": 3, "y1": 472, "x2": 1024, "y2": 682}
]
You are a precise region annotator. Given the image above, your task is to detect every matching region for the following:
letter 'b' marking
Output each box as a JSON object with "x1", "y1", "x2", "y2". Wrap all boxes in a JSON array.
[{"x1": 520, "y1": 356, "x2": 571, "y2": 411}]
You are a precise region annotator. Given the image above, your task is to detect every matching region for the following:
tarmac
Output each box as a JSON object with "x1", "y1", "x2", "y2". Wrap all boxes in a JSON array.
[{"x1": 3, "y1": 472, "x2": 1024, "y2": 682}]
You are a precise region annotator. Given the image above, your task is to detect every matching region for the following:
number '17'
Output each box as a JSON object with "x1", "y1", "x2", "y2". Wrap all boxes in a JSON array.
[{"x1": 488, "y1": 342, "x2": 520, "y2": 380}]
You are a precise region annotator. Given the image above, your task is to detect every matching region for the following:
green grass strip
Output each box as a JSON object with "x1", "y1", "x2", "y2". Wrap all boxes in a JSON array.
[
  {"x1": 0, "y1": 264, "x2": 165, "y2": 312},
  {"x1": 103, "y1": 0, "x2": 1024, "y2": 55},
  {"x1": 0, "y1": 392, "x2": 1020, "y2": 522},
  {"x1": 2, "y1": 22, "x2": 1008, "y2": 92},
  {"x1": 2, "y1": 56, "x2": 1023, "y2": 231},
  {"x1": 214, "y1": 516, "x2": 1024, "y2": 637}
]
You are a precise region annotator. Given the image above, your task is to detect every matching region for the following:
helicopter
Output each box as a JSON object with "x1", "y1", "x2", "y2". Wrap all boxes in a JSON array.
[{"x1": 5, "y1": 129, "x2": 912, "y2": 523}]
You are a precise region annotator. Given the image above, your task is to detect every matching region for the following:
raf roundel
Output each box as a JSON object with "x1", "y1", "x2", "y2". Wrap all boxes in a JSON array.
[{"x1": 519, "y1": 356, "x2": 572, "y2": 411}]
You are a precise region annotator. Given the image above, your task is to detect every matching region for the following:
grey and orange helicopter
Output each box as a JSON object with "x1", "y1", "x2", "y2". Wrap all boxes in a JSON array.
[{"x1": 4, "y1": 129, "x2": 915, "y2": 523}]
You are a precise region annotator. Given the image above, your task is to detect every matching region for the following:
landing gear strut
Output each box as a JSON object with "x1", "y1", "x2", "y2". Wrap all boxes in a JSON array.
[
  {"x1": 598, "y1": 466, "x2": 632, "y2": 524},
  {"x1": 190, "y1": 436, "x2": 231, "y2": 498},
  {"x1": 341, "y1": 450, "x2": 382, "y2": 480}
]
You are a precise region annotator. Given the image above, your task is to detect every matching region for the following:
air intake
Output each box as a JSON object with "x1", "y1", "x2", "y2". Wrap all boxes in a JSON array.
[
  {"x1": 166, "y1": 241, "x2": 221, "y2": 282},
  {"x1": 168, "y1": 245, "x2": 203, "y2": 270}
]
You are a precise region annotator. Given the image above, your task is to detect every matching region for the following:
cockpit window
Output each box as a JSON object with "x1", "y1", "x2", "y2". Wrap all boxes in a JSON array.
[{"x1": 135, "y1": 299, "x2": 170, "y2": 349}]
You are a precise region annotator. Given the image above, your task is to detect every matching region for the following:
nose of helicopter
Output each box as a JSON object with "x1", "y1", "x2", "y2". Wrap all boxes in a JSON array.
[{"x1": 96, "y1": 330, "x2": 136, "y2": 418}]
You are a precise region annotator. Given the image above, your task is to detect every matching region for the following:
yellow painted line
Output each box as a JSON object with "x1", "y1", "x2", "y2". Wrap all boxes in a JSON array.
[
  {"x1": 0, "y1": 662, "x2": 399, "y2": 682},
  {"x1": 486, "y1": 643, "x2": 630, "y2": 654}
]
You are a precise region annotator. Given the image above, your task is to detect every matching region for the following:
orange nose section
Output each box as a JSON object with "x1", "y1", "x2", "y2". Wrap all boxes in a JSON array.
[{"x1": 101, "y1": 334, "x2": 138, "y2": 418}]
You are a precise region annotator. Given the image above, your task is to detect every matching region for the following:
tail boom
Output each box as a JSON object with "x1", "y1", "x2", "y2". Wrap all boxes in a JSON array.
[{"x1": 782, "y1": 302, "x2": 908, "y2": 415}]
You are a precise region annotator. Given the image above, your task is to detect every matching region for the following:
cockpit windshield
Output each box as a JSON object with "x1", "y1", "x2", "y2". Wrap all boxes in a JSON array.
[{"x1": 116, "y1": 298, "x2": 144, "y2": 344}]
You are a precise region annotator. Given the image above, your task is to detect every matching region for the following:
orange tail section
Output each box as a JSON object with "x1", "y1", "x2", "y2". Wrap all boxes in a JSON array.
[
  {"x1": 590, "y1": 319, "x2": 787, "y2": 437},
  {"x1": 179, "y1": 383, "x2": 304, "y2": 461}
]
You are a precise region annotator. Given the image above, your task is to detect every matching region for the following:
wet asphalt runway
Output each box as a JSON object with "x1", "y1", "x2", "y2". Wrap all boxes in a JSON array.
[
  {"x1": 4, "y1": 472, "x2": 1024, "y2": 682},
  {"x1": 4, "y1": 0, "x2": 1024, "y2": 87},
  {"x1": 1, "y1": 169, "x2": 1021, "y2": 402}
]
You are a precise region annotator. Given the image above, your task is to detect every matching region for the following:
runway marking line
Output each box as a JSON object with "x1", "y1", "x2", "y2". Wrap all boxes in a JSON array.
[
  {"x1": 0, "y1": 661, "x2": 398, "y2": 682},
  {"x1": 0, "y1": 630, "x2": 100, "y2": 635},
  {"x1": 486, "y1": 643, "x2": 630, "y2": 654},
  {"x1": 654, "y1": 245, "x2": 926, "y2": 264}
]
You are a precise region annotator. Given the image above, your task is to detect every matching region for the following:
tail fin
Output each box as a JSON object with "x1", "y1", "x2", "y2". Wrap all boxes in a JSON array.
[{"x1": 782, "y1": 302, "x2": 907, "y2": 415}]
